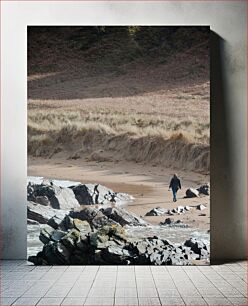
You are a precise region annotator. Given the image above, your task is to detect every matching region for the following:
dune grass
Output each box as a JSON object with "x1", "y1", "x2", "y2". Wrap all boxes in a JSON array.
[{"x1": 28, "y1": 108, "x2": 210, "y2": 173}]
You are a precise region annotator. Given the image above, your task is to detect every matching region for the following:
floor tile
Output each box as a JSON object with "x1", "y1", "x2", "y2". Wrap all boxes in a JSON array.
[
  {"x1": 12, "y1": 297, "x2": 41, "y2": 305},
  {"x1": 160, "y1": 297, "x2": 185, "y2": 305},
  {"x1": 228, "y1": 297, "x2": 248, "y2": 305},
  {"x1": 116, "y1": 280, "x2": 136, "y2": 287},
  {"x1": 217, "y1": 287, "x2": 244, "y2": 297},
  {"x1": 88, "y1": 287, "x2": 115, "y2": 298},
  {"x1": 115, "y1": 297, "x2": 138, "y2": 305},
  {"x1": 85, "y1": 297, "x2": 114, "y2": 305},
  {"x1": 204, "y1": 297, "x2": 233, "y2": 305},
  {"x1": 37, "y1": 297, "x2": 64, "y2": 305},
  {"x1": 67, "y1": 285, "x2": 91, "y2": 298},
  {"x1": 0, "y1": 260, "x2": 246, "y2": 306},
  {"x1": 157, "y1": 288, "x2": 180, "y2": 298},
  {"x1": 115, "y1": 287, "x2": 137, "y2": 298},
  {"x1": 137, "y1": 287, "x2": 158, "y2": 298},
  {"x1": 44, "y1": 285, "x2": 72, "y2": 297},
  {"x1": 61, "y1": 297, "x2": 86, "y2": 305},
  {"x1": 138, "y1": 297, "x2": 161, "y2": 305},
  {"x1": 0, "y1": 297, "x2": 18, "y2": 306},
  {"x1": 182, "y1": 297, "x2": 207, "y2": 305}
]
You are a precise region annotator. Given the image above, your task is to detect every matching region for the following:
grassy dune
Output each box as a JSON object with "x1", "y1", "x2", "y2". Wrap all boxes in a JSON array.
[
  {"x1": 28, "y1": 101, "x2": 209, "y2": 173},
  {"x1": 28, "y1": 26, "x2": 210, "y2": 174}
]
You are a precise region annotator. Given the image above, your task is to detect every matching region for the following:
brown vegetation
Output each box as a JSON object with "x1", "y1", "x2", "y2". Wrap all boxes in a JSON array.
[{"x1": 28, "y1": 26, "x2": 210, "y2": 173}]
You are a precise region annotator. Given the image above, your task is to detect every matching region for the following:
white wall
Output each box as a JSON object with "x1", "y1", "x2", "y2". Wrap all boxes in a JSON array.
[{"x1": 1, "y1": 1, "x2": 246, "y2": 260}]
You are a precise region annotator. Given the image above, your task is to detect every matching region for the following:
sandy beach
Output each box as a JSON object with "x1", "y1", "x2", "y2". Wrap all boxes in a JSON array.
[{"x1": 28, "y1": 156, "x2": 210, "y2": 231}]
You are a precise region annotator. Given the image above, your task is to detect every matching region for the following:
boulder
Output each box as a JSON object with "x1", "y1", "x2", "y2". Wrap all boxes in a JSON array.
[
  {"x1": 35, "y1": 196, "x2": 50, "y2": 206},
  {"x1": 73, "y1": 219, "x2": 92, "y2": 234},
  {"x1": 184, "y1": 238, "x2": 209, "y2": 259},
  {"x1": 145, "y1": 207, "x2": 167, "y2": 216},
  {"x1": 69, "y1": 207, "x2": 116, "y2": 229},
  {"x1": 70, "y1": 184, "x2": 93, "y2": 205},
  {"x1": 101, "y1": 207, "x2": 146, "y2": 227},
  {"x1": 197, "y1": 204, "x2": 207, "y2": 211},
  {"x1": 173, "y1": 206, "x2": 185, "y2": 214},
  {"x1": 27, "y1": 201, "x2": 68, "y2": 224},
  {"x1": 160, "y1": 218, "x2": 188, "y2": 228},
  {"x1": 51, "y1": 230, "x2": 66, "y2": 242},
  {"x1": 47, "y1": 215, "x2": 66, "y2": 230},
  {"x1": 27, "y1": 182, "x2": 80, "y2": 210},
  {"x1": 163, "y1": 218, "x2": 172, "y2": 225},
  {"x1": 27, "y1": 219, "x2": 40, "y2": 225},
  {"x1": 185, "y1": 188, "x2": 199, "y2": 198},
  {"x1": 61, "y1": 229, "x2": 81, "y2": 250},
  {"x1": 70, "y1": 183, "x2": 133, "y2": 205},
  {"x1": 63, "y1": 215, "x2": 75, "y2": 230},
  {"x1": 197, "y1": 183, "x2": 210, "y2": 196},
  {"x1": 39, "y1": 227, "x2": 54, "y2": 245},
  {"x1": 101, "y1": 245, "x2": 133, "y2": 264}
]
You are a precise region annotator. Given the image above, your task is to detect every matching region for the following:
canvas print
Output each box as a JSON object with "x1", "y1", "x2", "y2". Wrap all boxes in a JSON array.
[{"x1": 27, "y1": 26, "x2": 210, "y2": 265}]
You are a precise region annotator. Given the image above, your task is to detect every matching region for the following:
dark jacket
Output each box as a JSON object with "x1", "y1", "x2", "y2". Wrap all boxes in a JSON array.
[{"x1": 169, "y1": 177, "x2": 181, "y2": 191}]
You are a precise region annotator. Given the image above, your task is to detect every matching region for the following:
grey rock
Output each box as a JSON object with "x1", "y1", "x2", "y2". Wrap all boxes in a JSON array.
[
  {"x1": 51, "y1": 230, "x2": 66, "y2": 242},
  {"x1": 28, "y1": 182, "x2": 80, "y2": 210},
  {"x1": 101, "y1": 245, "x2": 132, "y2": 264},
  {"x1": 185, "y1": 188, "x2": 199, "y2": 198},
  {"x1": 101, "y1": 207, "x2": 146, "y2": 227},
  {"x1": 70, "y1": 183, "x2": 133, "y2": 205},
  {"x1": 47, "y1": 215, "x2": 65, "y2": 230},
  {"x1": 28, "y1": 201, "x2": 57, "y2": 224},
  {"x1": 134, "y1": 241, "x2": 147, "y2": 255},
  {"x1": 197, "y1": 204, "x2": 207, "y2": 211},
  {"x1": 70, "y1": 207, "x2": 108, "y2": 229},
  {"x1": 63, "y1": 215, "x2": 75, "y2": 230},
  {"x1": 70, "y1": 249, "x2": 89, "y2": 265},
  {"x1": 163, "y1": 218, "x2": 172, "y2": 225},
  {"x1": 35, "y1": 196, "x2": 50, "y2": 206},
  {"x1": 28, "y1": 201, "x2": 69, "y2": 227},
  {"x1": 160, "y1": 218, "x2": 188, "y2": 228},
  {"x1": 27, "y1": 219, "x2": 40, "y2": 225},
  {"x1": 145, "y1": 207, "x2": 167, "y2": 216},
  {"x1": 174, "y1": 206, "x2": 185, "y2": 214},
  {"x1": 39, "y1": 227, "x2": 54, "y2": 244},
  {"x1": 184, "y1": 238, "x2": 209, "y2": 258},
  {"x1": 55, "y1": 242, "x2": 71, "y2": 264},
  {"x1": 61, "y1": 229, "x2": 80, "y2": 250},
  {"x1": 73, "y1": 219, "x2": 92, "y2": 234},
  {"x1": 149, "y1": 250, "x2": 162, "y2": 265},
  {"x1": 70, "y1": 184, "x2": 93, "y2": 205},
  {"x1": 197, "y1": 183, "x2": 210, "y2": 196}
]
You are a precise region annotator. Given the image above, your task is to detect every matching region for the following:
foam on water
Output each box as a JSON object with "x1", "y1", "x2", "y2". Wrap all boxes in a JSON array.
[{"x1": 126, "y1": 225, "x2": 210, "y2": 246}]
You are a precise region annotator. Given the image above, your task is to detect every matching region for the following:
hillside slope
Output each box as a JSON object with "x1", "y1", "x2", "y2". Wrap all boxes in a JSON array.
[{"x1": 28, "y1": 26, "x2": 210, "y2": 173}]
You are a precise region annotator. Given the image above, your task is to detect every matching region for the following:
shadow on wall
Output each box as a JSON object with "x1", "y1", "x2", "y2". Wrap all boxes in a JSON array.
[{"x1": 210, "y1": 31, "x2": 243, "y2": 263}]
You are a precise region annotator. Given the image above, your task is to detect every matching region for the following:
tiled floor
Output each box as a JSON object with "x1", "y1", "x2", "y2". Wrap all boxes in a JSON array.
[{"x1": 0, "y1": 261, "x2": 247, "y2": 306}]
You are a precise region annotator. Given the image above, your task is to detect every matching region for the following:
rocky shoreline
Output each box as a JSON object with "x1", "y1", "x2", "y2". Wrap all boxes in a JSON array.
[{"x1": 27, "y1": 178, "x2": 210, "y2": 265}]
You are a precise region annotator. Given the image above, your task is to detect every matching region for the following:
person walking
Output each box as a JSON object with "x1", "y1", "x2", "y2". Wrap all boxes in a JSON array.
[{"x1": 169, "y1": 174, "x2": 181, "y2": 202}]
